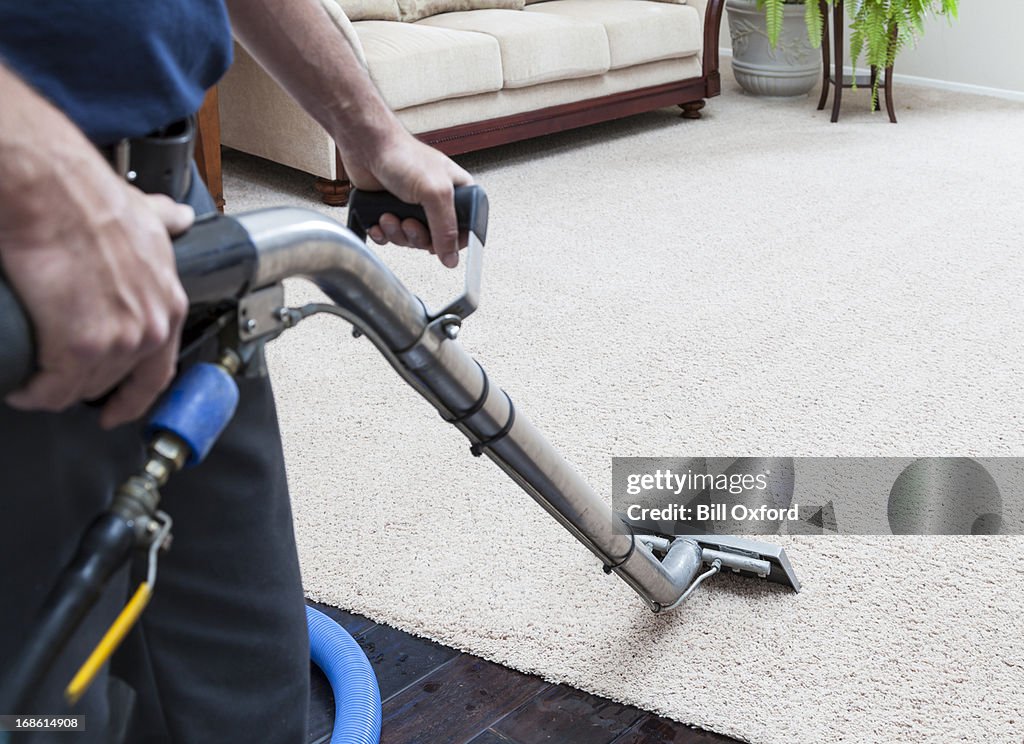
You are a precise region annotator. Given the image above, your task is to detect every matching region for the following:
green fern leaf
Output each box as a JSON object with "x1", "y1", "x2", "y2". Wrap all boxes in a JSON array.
[
  {"x1": 760, "y1": 0, "x2": 785, "y2": 48},
  {"x1": 805, "y1": 0, "x2": 823, "y2": 49}
]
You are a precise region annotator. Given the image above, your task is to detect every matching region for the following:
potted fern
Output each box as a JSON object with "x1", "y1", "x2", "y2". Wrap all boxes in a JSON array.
[
  {"x1": 728, "y1": 0, "x2": 959, "y2": 103},
  {"x1": 726, "y1": 0, "x2": 823, "y2": 97}
]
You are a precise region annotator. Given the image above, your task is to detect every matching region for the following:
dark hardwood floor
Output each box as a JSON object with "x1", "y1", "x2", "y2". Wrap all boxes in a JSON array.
[{"x1": 306, "y1": 601, "x2": 741, "y2": 744}]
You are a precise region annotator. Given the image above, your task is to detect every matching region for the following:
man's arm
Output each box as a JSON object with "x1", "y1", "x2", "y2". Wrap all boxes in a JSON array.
[
  {"x1": 0, "y1": 64, "x2": 192, "y2": 427},
  {"x1": 224, "y1": 0, "x2": 472, "y2": 268}
]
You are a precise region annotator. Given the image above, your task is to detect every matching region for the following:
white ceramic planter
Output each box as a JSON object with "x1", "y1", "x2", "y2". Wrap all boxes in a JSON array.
[{"x1": 726, "y1": 0, "x2": 821, "y2": 97}]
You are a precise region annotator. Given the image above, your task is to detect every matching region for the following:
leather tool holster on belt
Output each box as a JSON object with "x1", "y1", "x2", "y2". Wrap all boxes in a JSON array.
[{"x1": 100, "y1": 116, "x2": 196, "y2": 202}]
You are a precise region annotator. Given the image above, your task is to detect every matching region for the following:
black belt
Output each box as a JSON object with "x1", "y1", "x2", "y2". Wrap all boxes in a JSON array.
[{"x1": 98, "y1": 115, "x2": 196, "y2": 202}]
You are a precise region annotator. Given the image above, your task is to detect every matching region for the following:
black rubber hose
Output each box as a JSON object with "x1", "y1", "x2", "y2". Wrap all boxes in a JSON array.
[{"x1": 0, "y1": 513, "x2": 136, "y2": 714}]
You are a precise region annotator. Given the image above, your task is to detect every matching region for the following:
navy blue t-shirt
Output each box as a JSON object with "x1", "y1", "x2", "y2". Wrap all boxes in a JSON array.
[{"x1": 0, "y1": 2, "x2": 233, "y2": 145}]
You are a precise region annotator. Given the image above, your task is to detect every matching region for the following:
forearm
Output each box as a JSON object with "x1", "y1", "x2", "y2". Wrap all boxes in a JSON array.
[
  {"x1": 224, "y1": 0, "x2": 472, "y2": 265},
  {"x1": 224, "y1": 0, "x2": 401, "y2": 159},
  {"x1": 0, "y1": 64, "x2": 121, "y2": 236}
]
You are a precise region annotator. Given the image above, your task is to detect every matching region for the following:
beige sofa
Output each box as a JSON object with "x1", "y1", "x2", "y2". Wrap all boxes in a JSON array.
[{"x1": 219, "y1": 0, "x2": 724, "y2": 204}]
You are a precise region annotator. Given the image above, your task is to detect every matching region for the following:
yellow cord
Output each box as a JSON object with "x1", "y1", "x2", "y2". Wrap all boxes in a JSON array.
[{"x1": 65, "y1": 582, "x2": 152, "y2": 705}]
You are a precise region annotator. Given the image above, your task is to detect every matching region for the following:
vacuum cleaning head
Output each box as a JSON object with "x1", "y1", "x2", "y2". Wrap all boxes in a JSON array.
[
  {"x1": 691, "y1": 535, "x2": 801, "y2": 592},
  {"x1": 634, "y1": 533, "x2": 801, "y2": 612}
]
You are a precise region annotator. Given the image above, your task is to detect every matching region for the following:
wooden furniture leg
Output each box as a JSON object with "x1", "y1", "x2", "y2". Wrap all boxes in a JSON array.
[
  {"x1": 679, "y1": 99, "x2": 705, "y2": 119},
  {"x1": 830, "y1": 0, "x2": 844, "y2": 123},
  {"x1": 816, "y1": 0, "x2": 831, "y2": 111},
  {"x1": 315, "y1": 177, "x2": 352, "y2": 206},
  {"x1": 884, "y1": 23, "x2": 898, "y2": 123},
  {"x1": 194, "y1": 87, "x2": 224, "y2": 212},
  {"x1": 884, "y1": 66, "x2": 897, "y2": 123},
  {"x1": 314, "y1": 150, "x2": 353, "y2": 206}
]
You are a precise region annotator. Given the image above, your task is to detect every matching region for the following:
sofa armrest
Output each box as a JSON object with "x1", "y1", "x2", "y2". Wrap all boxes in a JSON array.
[
  {"x1": 689, "y1": 0, "x2": 725, "y2": 95},
  {"x1": 219, "y1": 42, "x2": 339, "y2": 179},
  {"x1": 320, "y1": 0, "x2": 369, "y2": 68},
  {"x1": 219, "y1": 0, "x2": 370, "y2": 181}
]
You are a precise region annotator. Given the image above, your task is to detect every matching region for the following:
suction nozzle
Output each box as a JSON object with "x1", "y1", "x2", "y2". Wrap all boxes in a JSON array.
[{"x1": 637, "y1": 534, "x2": 801, "y2": 611}]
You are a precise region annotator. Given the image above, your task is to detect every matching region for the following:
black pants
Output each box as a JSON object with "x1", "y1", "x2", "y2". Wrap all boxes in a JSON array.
[{"x1": 0, "y1": 170, "x2": 310, "y2": 742}]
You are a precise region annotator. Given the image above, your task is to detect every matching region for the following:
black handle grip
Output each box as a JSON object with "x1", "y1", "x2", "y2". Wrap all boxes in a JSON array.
[
  {"x1": 347, "y1": 184, "x2": 489, "y2": 246},
  {"x1": 172, "y1": 213, "x2": 257, "y2": 306},
  {"x1": 0, "y1": 214, "x2": 257, "y2": 398}
]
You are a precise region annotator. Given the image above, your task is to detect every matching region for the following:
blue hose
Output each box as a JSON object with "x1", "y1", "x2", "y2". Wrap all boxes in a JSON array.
[{"x1": 306, "y1": 605, "x2": 381, "y2": 744}]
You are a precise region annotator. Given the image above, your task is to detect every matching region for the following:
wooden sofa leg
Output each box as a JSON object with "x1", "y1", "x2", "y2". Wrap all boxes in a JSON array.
[
  {"x1": 315, "y1": 177, "x2": 352, "y2": 206},
  {"x1": 679, "y1": 100, "x2": 705, "y2": 119}
]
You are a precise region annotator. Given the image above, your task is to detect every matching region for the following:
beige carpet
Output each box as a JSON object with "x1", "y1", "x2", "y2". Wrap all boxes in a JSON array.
[{"x1": 223, "y1": 71, "x2": 1024, "y2": 744}]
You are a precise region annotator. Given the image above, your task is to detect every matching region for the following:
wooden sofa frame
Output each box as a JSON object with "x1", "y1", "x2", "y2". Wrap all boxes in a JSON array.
[{"x1": 314, "y1": 0, "x2": 725, "y2": 205}]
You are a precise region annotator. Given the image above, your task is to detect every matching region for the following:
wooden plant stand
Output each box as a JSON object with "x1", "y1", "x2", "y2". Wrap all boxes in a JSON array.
[{"x1": 817, "y1": 0, "x2": 898, "y2": 123}]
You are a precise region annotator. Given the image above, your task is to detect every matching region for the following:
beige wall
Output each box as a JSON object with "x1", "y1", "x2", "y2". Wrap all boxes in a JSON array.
[{"x1": 719, "y1": 0, "x2": 1024, "y2": 97}]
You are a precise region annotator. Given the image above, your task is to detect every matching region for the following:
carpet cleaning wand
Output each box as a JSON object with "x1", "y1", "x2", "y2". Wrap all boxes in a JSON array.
[
  {"x1": 243, "y1": 185, "x2": 800, "y2": 610},
  {"x1": 0, "y1": 188, "x2": 799, "y2": 658}
]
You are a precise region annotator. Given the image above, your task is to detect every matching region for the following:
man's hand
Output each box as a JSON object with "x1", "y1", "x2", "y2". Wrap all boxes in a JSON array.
[
  {"x1": 2, "y1": 187, "x2": 191, "y2": 429},
  {"x1": 344, "y1": 133, "x2": 473, "y2": 268},
  {"x1": 1, "y1": 65, "x2": 192, "y2": 429}
]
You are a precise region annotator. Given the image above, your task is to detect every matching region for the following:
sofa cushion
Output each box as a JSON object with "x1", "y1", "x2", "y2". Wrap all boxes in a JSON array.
[
  {"x1": 526, "y1": 0, "x2": 700, "y2": 69},
  {"x1": 353, "y1": 21, "x2": 504, "y2": 110},
  {"x1": 397, "y1": 0, "x2": 524, "y2": 22},
  {"x1": 395, "y1": 56, "x2": 702, "y2": 132},
  {"x1": 417, "y1": 9, "x2": 610, "y2": 89},
  {"x1": 328, "y1": 0, "x2": 400, "y2": 22}
]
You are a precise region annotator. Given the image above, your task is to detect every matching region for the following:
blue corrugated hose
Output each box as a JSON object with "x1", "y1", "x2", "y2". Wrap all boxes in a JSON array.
[{"x1": 306, "y1": 605, "x2": 381, "y2": 744}]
